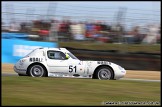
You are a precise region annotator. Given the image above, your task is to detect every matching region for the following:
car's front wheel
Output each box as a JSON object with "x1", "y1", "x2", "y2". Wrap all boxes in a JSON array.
[
  {"x1": 95, "y1": 66, "x2": 114, "y2": 80},
  {"x1": 29, "y1": 65, "x2": 46, "y2": 77}
]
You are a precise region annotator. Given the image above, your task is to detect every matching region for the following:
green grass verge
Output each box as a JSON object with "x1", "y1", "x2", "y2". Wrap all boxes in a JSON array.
[
  {"x1": 59, "y1": 42, "x2": 160, "y2": 53},
  {"x1": 2, "y1": 77, "x2": 160, "y2": 106}
]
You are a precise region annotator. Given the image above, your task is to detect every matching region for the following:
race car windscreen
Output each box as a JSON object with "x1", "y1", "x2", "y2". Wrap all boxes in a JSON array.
[
  {"x1": 67, "y1": 52, "x2": 78, "y2": 60},
  {"x1": 23, "y1": 48, "x2": 37, "y2": 58}
]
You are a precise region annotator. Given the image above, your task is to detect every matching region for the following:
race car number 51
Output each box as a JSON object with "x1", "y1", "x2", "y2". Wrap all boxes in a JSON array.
[{"x1": 69, "y1": 65, "x2": 77, "y2": 73}]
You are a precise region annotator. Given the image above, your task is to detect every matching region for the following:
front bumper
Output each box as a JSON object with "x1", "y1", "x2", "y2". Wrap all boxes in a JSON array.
[
  {"x1": 114, "y1": 67, "x2": 126, "y2": 80},
  {"x1": 14, "y1": 65, "x2": 27, "y2": 75}
]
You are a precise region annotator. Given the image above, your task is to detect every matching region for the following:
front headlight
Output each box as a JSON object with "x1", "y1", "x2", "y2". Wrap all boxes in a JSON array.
[
  {"x1": 118, "y1": 65, "x2": 124, "y2": 70},
  {"x1": 118, "y1": 65, "x2": 126, "y2": 73}
]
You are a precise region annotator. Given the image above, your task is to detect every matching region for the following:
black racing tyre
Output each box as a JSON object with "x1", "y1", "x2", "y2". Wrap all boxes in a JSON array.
[
  {"x1": 95, "y1": 66, "x2": 114, "y2": 80},
  {"x1": 29, "y1": 65, "x2": 46, "y2": 77}
]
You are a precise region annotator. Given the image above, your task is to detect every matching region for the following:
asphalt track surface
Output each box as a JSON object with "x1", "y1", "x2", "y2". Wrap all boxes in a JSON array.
[{"x1": 2, "y1": 72, "x2": 160, "y2": 82}]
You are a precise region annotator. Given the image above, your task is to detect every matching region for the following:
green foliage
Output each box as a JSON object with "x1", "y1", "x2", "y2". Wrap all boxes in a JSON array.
[{"x1": 59, "y1": 42, "x2": 160, "y2": 53}]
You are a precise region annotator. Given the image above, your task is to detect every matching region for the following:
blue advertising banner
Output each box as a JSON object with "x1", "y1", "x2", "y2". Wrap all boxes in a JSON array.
[
  {"x1": 2, "y1": 39, "x2": 58, "y2": 64},
  {"x1": 2, "y1": 32, "x2": 28, "y2": 39}
]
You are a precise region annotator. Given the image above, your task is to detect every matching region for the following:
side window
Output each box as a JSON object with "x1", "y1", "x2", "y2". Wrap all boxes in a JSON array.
[
  {"x1": 48, "y1": 51, "x2": 55, "y2": 59},
  {"x1": 60, "y1": 52, "x2": 66, "y2": 59},
  {"x1": 47, "y1": 51, "x2": 66, "y2": 60}
]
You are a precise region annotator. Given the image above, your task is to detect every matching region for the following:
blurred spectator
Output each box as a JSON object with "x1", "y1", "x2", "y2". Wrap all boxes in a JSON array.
[
  {"x1": 142, "y1": 24, "x2": 160, "y2": 44},
  {"x1": 58, "y1": 20, "x2": 71, "y2": 41},
  {"x1": 38, "y1": 29, "x2": 49, "y2": 41},
  {"x1": 123, "y1": 31, "x2": 135, "y2": 44},
  {"x1": 157, "y1": 26, "x2": 161, "y2": 43},
  {"x1": 70, "y1": 22, "x2": 85, "y2": 40},
  {"x1": 49, "y1": 19, "x2": 59, "y2": 41},
  {"x1": 9, "y1": 21, "x2": 21, "y2": 32},
  {"x1": 5, "y1": 17, "x2": 159, "y2": 44},
  {"x1": 20, "y1": 22, "x2": 32, "y2": 33},
  {"x1": 85, "y1": 22, "x2": 94, "y2": 38},
  {"x1": 131, "y1": 26, "x2": 140, "y2": 44}
]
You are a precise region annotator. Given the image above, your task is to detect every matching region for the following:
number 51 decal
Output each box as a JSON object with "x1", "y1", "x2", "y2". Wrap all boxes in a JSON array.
[{"x1": 69, "y1": 65, "x2": 76, "y2": 73}]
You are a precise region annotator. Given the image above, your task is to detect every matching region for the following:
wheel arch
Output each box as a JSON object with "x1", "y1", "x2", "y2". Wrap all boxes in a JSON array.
[
  {"x1": 92, "y1": 65, "x2": 115, "y2": 79},
  {"x1": 27, "y1": 62, "x2": 48, "y2": 77}
]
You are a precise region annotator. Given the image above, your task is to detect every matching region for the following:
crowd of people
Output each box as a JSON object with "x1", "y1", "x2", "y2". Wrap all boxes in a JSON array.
[
  {"x1": 2, "y1": 19, "x2": 161, "y2": 44},
  {"x1": 30, "y1": 19, "x2": 113, "y2": 42}
]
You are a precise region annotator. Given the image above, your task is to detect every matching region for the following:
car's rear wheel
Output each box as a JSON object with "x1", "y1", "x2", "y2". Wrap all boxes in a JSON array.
[
  {"x1": 29, "y1": 65, "x2": 46, "y2": 77},
  {"x1": 95, "y1": 66, "x2": 114, "y2": 80}
]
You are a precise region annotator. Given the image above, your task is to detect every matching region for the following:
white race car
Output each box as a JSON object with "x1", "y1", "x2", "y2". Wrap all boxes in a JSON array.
[{"x1": 14, "y1": 48, "x2": 126, "y2": 80}]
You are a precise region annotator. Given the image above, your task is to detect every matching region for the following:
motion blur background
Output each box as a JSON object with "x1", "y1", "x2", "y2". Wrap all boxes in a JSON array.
[
  {"x1": 2, "y1": 1, "x2": 161, "y2": 70},
  {"x1": 1, "y1": 1, "x2": 161, "y2": 106}
]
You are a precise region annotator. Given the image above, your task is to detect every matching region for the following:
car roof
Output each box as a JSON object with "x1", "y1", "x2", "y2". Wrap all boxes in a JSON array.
[{"x1": 37, "y1": 47, "x2": 70, "y2": 53}]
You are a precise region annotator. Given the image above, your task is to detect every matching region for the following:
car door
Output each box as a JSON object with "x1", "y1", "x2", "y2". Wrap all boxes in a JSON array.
[
  {"x1": 46, "y1": 50, "x2": 69, "y2": 73},
  {"x1": 67, "y1": 58, "x2": 86, "y2": 75}
]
